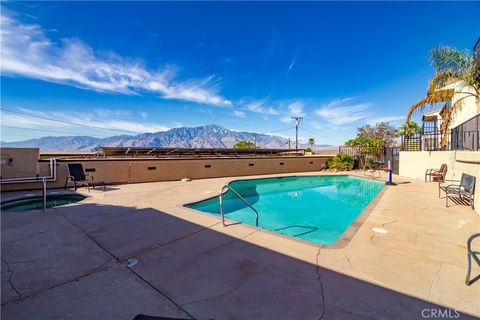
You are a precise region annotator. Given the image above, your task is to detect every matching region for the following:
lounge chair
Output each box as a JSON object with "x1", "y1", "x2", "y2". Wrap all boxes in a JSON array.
[
  {"x1": 64, "y1": 163, "x2": 106, "y2": 192},
  {"x1": 466, "y1": 233, "x2": 480, "y2": 285},
  {"x1": 425, "y1": 164, "x2": 447, "y2": 182},
  {"x1": 439, "y1": 173, "x2": 476, "y2": 209}
]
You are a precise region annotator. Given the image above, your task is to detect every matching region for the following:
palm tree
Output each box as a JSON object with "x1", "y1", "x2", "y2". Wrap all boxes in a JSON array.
[
  {"x1": 308, "y1": 138, "x2": 315, "y2": 150},
  {"x1": 406, "y1": 45, "x2": 480, "y2": 147},
  {"x1": 398, "y1": 121, "x2": 421, "y2": 151},
  {"x1": 398, "y1": 121, "x2": 421, "y2": 137}
]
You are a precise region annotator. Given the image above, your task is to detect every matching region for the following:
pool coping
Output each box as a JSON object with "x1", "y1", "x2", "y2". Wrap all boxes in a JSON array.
[{"x1": 180, "y1": 173, "x2": 388, "y2": 249}]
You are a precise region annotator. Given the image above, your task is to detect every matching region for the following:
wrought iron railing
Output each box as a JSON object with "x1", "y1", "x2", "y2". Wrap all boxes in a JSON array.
[
  {"x1": 451, "y1": 114, "x2": 480, "y2": 151},
  {"x1": 401, "y1": 131, "x2": 449, "y2": 151},
  {"x1": 338, "y1": 146, "x2": 362, "y2": 156},
  {"x1": 401, "y1": 114, "x2": 479, "y2": 151}
]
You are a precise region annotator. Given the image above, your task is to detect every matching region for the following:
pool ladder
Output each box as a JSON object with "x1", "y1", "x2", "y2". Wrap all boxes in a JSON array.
[
  {"x1": 220, "y1": 184, "x2": 259, "y2": 227},
  {"x1": 42, "y1": 177, "x2": 47, "y2": 212},
  {"x1": 1, "y1": 159, "x2": 56, "y2": 213}
]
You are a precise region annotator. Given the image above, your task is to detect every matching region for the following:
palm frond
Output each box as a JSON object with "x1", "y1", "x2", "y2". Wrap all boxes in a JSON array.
[
  {"x1": 407, "y1": 44, "x2": 480, "y2": 140},
  {"x1": 427, "y1": 71, "x2": 456, "y2": 94},
  {"x1": 439, "y1": 95, "x2": 470, "y2": 147},
  {"x1": 429, "y1": 46, "x2": 471, "y2": 73},
  {"x1": 406, "y1": 89, "x2": 454, "y2": 122}
]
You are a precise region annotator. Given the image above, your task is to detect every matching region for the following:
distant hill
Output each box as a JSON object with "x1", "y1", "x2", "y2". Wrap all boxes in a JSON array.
[{"x1": 1, "y1": 124, "x2": 333, "y2": 152}]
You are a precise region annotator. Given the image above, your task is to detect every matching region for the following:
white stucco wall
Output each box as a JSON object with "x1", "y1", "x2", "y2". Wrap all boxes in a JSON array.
[
  {"x1": 399, "y1": 151, "x2": 480, "y2": 214},
  {"x1": 445, "y1": 82, "x2": 479, "y2": 129}
]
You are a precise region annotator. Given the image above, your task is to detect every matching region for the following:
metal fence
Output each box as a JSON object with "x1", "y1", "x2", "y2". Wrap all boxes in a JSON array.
[
  {"x1": 337, "y1": 146, "x2": 400, "y2": 173},
  {"x1": 338, "y1": 146, "x2": 362, "y2": 156},
  {"x1": 401, "y1": 114, "x2": 479, "y2": 152},
  {"x1": 401, "y1": 131, "x2": 449, "y2": 151},
  {"x1": 451, "y1": 114, "x2": 480, "y2": 151}
]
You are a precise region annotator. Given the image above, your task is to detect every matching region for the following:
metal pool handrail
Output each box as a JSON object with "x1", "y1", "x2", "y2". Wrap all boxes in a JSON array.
[
  {"x1": 42, "y1": 177, "x2": 47, "y2": 212},
  {"x1": 0, "y1": 158, "x2": 57, "y2": 183},
  {"x1": 1, "y1": 159, "x2": 57, "y2": 213},
  {"x1": 220, "y1": 184, "x2": 259, "y2": 227}
]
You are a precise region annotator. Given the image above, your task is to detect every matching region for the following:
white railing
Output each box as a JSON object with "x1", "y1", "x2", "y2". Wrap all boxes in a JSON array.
[{"x1": 1, "y1": 159, "x2": 57, "y2": 213}]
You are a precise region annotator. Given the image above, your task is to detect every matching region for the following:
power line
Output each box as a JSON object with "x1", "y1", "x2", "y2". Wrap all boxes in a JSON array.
[
  {"x1": 1, "y1": 107, "x2": 299, "y2": 136},
  {"x1": 265, "y1": 127, "x2": 295, "y2": 134},
  {"x1": 1, "y1": 133, "x2": 42, "y2": 140},
  {"x1": 0, "y1": 108, "x2": 141, "y2": 134},
  {"x1": 301, "y1": 127, "x2": 345, "y2": 144},
  {"x1": 0, "y1": 125, "x2": 110, "y2": 138},
  {"x1": 1, "y1": 107, "x2": 312, "y2": 144}
]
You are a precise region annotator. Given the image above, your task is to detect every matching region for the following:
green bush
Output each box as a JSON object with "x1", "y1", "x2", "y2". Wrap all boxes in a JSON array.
[
  {"x1": 234, "y1": 140, "x2": 255, "y2": 149},
  {"x1": 305, "y1": 147, "x2": 312, "y2": 153},
  {"x1": 327, "y1": 153, "x2": 354, "y2": 171}
]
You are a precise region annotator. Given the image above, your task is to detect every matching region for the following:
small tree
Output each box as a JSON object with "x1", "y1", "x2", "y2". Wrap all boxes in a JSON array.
[
  {"x1": 398, "y1": 121, "x2": 421, "y2": 137},
  {"x1": 234, "y1": 140, "x2": 255, "y2": 149},
  {"x1": 356, "y1": 122, "x2": 398, "y2": 147},
  {"x1": 308, "y1": 138, "x2": 315, "y2": 149},
  {"x1": 345, "y1": 136, "x2": 383, "y2": 170},
  {"x1": 398, "y1": 121, "x2": 421, "y2": 151}
]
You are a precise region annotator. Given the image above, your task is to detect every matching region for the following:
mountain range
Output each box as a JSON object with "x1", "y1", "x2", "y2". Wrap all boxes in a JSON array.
[{"x1": 1, "y1": 124, "x2": 332, "y2": 152}]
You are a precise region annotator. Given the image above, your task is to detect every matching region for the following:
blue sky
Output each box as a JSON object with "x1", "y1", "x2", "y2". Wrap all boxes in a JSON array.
[{"x1": 1, "y1": 2, "x2": 479, "y2": 145}]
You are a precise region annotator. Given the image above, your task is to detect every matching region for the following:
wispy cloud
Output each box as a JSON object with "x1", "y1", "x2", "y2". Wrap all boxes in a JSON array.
[
  {"x1": 0, "y1": 9, "x2": 231, "y2": 107},
  {"x1": 280, "y1": 116, "x2": 293, "y2": 124},
  {"x1": 280, "y1": 101, "x2": 305, "y2": 123},
  {"x1": 366, "y1": 116, "x2": 404, "y2": 125},
  {"x1": 1, "y1": 107, "x2": 170, "y2": 134},
  {"x1": 314, "y1": 98, "x2": 372, "y2": 125},
  {"x1": 245, "y1": 101, "x2": 279, "y2": 115},
  {"x1": 232, "y1": 110, "x2": 246, "y2": 118},
  {"x1": 287, "y1": 55, "x2": 296, "y2": 73},
  {"x1": 288, "y1": 101, "x2": 305, "y2": 117}
]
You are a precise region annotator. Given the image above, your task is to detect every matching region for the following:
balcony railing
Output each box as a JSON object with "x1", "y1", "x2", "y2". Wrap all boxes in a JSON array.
[
  {"x1": 401, "y1": 114, "x2": 479, "y2": 151},
  {"x1": 451, "y1": 114, "x2": 480, "y2": 151},
  {"x1": 401, "y1": 131, "x2": 449, "y2": 151}
]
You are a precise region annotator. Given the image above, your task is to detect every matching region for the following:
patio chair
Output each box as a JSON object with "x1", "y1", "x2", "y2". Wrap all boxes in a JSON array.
[
  {"x1": 64, "y1": 163, "x2": 106, "y2": 192},
  {"x1": 439, "y1": 173, "x2": 476, "y2": 209},
  {"x1": 466, "y1": 233, "x2": 480, "y2": 286},
  {"x1": 425, "y1": 164, "x2": 447, "y2": 182}
]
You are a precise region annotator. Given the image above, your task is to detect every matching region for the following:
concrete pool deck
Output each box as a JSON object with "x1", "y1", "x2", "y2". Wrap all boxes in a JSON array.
[{"x1": 1, "y1": 172, "x2": 479, "y2": 319}]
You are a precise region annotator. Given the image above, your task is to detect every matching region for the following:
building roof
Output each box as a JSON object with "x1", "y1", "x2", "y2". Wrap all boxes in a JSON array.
[{"x1": 422, "y1": 108, "x2": 443, "y2": 121}]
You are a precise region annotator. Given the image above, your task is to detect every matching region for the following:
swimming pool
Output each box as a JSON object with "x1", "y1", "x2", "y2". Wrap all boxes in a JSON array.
[
  {"x1": 186, "y1": 175, "x2": 384, "y2": 245},
  {"x1": 1, "y1": 195, "x2": 86, "y2": 212}
]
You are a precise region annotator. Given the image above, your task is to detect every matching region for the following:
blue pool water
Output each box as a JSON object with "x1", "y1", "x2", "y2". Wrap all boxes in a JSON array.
[
  {"x1": 1, "y1": 195, "x2": 85, "y2": 212},
  {"x1": 186, "y1": 175, "x2": 384, "y2": 245}
]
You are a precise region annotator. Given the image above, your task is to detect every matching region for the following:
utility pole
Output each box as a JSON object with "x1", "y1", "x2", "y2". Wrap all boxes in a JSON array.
[
  {"x1": 252, "y1": 134, "x2": 257, "y2": 149},
  {"x1": 291, "y1": 116, "x2": 303, "y2": 150},
  {"x1": 287, "y1": 138, "x2": 291, "y2": 149}
]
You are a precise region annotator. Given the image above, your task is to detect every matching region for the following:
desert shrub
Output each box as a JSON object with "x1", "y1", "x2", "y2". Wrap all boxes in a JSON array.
[
  {"x1": 327, "y1": 153, "x2": 354, "y2": 171},
  {"x1": 234, "y1": 140, "x2": 255, "y2": 149}
]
